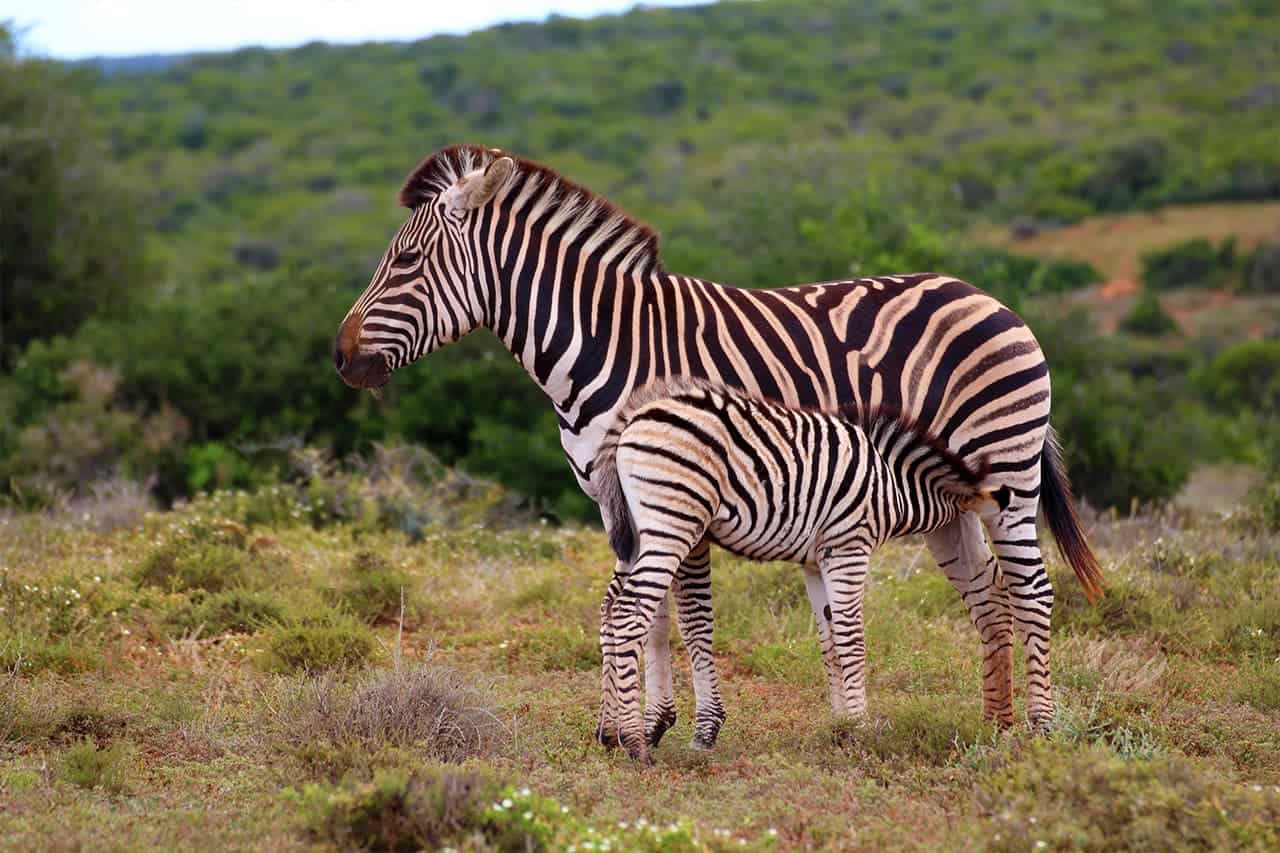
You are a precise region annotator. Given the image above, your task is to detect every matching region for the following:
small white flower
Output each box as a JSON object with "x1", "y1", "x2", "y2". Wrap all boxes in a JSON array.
[
  {"x1": 519, "y1": 787, "x2": 531, "y2": 797},
  {"x1": 93, "y1": 575, "x2": 101, "y2": 583},
  {"x1": 1035, "y1": 842, "x2": 1047, "y2": 850},
  {"x1": 561, "y1": 806, "x2": 570, "y2": 814},
  {"x1": 522, "y1": 811, "x2": 533, "y2": 820},
  {"x1": 502, "y1": 798, "x2": 513, "y2": 808},
  {"x1": 767, "y1": 828, "x2": 778, "y2": 836}
]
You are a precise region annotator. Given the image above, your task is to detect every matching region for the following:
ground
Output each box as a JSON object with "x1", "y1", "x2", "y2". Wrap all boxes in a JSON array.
[{"x1": 1, "y1": 490, "x2": 1278, "y2": 850}]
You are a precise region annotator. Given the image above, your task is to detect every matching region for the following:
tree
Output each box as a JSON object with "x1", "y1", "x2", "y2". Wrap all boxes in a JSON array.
[{"x1": 0, "y1": 27, "x2": 148, "y2": 367}]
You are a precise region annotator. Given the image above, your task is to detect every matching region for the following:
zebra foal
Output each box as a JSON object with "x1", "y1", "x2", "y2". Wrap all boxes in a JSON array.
[{"x1": 594, "y1": 377, "x2": 997, "y2": 764}]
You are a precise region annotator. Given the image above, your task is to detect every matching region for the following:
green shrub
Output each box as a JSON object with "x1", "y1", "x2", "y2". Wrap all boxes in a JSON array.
[
  {"x1": 58, "y1": 738, "x2": 138, "y2": 794},
  {"x1": 1243, "y1": 239, "x2": 1280, "y2": 293},
  {"x1": 1120, "y1": 289, "x2": 1179, "y2": 337},
  {"x1": 134, "y1": 541, "x2": 258, "y2": 594},
  {"x1": 288, "y1": 768, "x2": 495, "y2": 852},
  {"x1": 1141, "y1": 238, "x2": 1237, "y2": 291},
  {"x1": 0, "y1": 361, "x2": 188, "y2": 507},
  {"x1": 1196, "y1": 340, "x2": 1280, "y2": 415},
  {"x1": 261, "y1": 610, "x2": 379, "y2": 673},
  {"x1": 166, "y1": 587, "x2": 286, "y2": 637},
  {"x1": 978, "y1": 743, "x2": 1280, "y2": 850},
  {"x1": 336, "y1": 551, "x2": 420, "y2": 626},
  {"x1": 1077, "y1": 136, "x2": 1168, "y2": 212},
  {"x1": 1234, "y1": 659, "x2": 1280, "y2": 713}
]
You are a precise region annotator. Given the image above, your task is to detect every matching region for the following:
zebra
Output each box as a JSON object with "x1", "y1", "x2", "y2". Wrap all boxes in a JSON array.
[
  {"x1": 594, "y1": 377, "x2": 1000, "y2": 763},
  {"x1": 333, "y1": 143, "x2": 1104, "y2": 755}
]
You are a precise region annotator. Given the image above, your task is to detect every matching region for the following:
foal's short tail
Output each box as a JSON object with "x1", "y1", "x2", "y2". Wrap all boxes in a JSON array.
[
  {"x1": 594, "y1": 429, "x2": 638, "y2": 565},
  {"x1": 1040, "y1": 427, "x2": 1105, "y2": 602}
]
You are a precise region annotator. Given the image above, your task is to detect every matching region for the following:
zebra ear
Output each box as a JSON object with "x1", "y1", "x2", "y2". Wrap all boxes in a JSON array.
[{"x1": 453, "y1": 156, "x2": 515, "y2": 210}]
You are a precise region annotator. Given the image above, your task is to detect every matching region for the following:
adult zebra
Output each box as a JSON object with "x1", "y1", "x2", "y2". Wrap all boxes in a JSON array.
[
  {"x1": 334, "y1": 144, "x2": 1103, "y2": 751},
  {"x1": 594, "y1": 377, "x2": 999, "y2": 763}
]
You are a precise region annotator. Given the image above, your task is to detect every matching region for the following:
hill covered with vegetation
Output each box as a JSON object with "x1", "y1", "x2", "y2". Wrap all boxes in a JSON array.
[{"x1": 2, "y1": 0, "x2": 1279, "y2": 517}]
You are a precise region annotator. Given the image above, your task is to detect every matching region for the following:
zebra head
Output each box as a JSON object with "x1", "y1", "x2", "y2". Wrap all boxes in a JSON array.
[{"x1": 334, "y1": 149, "x2": 516, "y2": 388}]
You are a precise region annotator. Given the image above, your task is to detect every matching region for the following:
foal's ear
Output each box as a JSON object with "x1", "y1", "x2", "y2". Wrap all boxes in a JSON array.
[{"x1": 447, "y1": 156, "x2": 515, "y2": 211}]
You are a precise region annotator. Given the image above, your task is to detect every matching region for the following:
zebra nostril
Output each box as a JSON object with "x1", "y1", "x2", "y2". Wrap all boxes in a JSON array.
[{"x1": 334, "y1": 349, "x2": 347, "y2": 372}]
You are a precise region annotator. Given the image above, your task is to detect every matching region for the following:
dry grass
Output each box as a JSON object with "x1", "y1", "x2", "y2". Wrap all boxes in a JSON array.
[
  {"x1": 287, "y1": 663, "x2": 507, "y2": 763},
  {"x1": 979, "y1": 201, "x2": 1280, "y2": 280},
  {"x1": 0, "y1": 496, "x2": 1277, "y2": 849}
]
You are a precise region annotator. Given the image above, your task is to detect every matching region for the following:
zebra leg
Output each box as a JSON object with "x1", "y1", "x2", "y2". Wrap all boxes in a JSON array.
[
  {"x1": 924, "y1": 513, "x2": 1016, "y2": 727},
  {"x1": 642, "y1": 592, "x2": 677, "y2": 746},
  {"x1": 818, "y1": 548, "x2": 872, "y2": 717},
  {"x1": 985, "y1": 504, "x2": 1056, "y2": 731},
  {"x1": 609, "y1": 548, "x2": 685, "y2": 765},
  {"x1": 669, "y1": 539, "x2": 726, "y2": 750},
  {"x1": 595, "y1": 567, "x2": 625, "y2": 749},
  {"x1": 804, "y1": 561, "x2": 844, "y2": 713}
]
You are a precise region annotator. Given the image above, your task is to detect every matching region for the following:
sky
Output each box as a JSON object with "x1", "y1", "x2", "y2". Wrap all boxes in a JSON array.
[{"x1": 7, "y1": 0, "x2": 702, "y2": 59}]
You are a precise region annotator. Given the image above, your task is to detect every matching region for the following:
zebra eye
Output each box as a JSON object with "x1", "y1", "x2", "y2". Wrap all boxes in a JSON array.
[{"x1": 394, "y1": 249, "x2": 421, "y2": 266}]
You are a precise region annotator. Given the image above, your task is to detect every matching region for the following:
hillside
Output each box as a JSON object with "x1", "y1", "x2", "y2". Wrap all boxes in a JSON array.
[
  {"x1": 2, "y1": 1, "x2": 1279, "y2": 519},
  {"x1": 978, "y1": 201, "x2": 1280, "y2": 336}
]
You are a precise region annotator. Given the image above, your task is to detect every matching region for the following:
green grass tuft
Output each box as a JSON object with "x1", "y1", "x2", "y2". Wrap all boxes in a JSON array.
[
  {"x1": 260, "y1": 609, "x2": 380, "y2": 673},
  {"x1": 58, "y1": 738, "x2": 137, "y2": 794}
]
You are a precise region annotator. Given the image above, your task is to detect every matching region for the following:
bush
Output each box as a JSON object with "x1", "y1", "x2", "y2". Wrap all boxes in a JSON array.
[
  {"x1": 261, "y1": 609, "x2": 379, "y2": 673},
  {"x1": 1141, "y1": 238, "x2": 1237, "y2": 291},
  {"x1": 978, "y1": 743, "x2": 1280, "y2": 850},
  {"x1": 289, "y1": 768, "x2": 494, "y2": 852},
  {"x1": 291, "y1": 665, "x2": 506, "y2": 762},
  {"x1": 165, "y1": 587, "x2": 286, "y2": 637},
  {"x1": 336, "y1": 551, "x2": 421, "y2": 626},
  {"x1": 58, "y1": 738, "x2": 137, "y2": 794},
  {"x1": 1196, "y1": 340, "x2": 1280, "y2": 414},
  {"x1": 0, "y1": 50, "x2": 149, "y2": 366},
  {"x1": 0, "y1": 361, "x2": 188, "y2": 507},
  {"x1": 1120, "y1": 289, "x2": 1179, "y2": 337},
  {"x1": 1243, "y1": 240, "x2": 1280, "y2": 293},
  {"x1": 133, "y1": 521, "x2": 262, "y2": 594},
  {"x1": 1077, "y1": 137, "x2": 1168, "y2": 212}
]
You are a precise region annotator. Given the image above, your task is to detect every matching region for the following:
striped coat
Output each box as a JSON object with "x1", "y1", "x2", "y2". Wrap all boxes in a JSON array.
[{"x1": 334, "y1": 144, "x2": 1104, "y2": 759}]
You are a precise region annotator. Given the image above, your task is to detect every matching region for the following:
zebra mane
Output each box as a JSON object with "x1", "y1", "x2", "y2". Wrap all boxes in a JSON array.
[
  {"x1": 399, "y1": 144, "x2": 664, "y2": 277},
  {"x1": 614, "y1": 377, "x2": 991, "y2": 496}
]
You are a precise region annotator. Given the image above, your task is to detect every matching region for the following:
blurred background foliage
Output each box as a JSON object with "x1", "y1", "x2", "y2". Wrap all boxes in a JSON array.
[{"x1": 1, "y1": 0, "x2": 1278, "y2": 520}]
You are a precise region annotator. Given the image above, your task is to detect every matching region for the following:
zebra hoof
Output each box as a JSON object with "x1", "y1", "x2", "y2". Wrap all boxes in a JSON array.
[
  {"x1": 644, "y1": 708, "x2": 677, "y2": 747},
  {"x1": 1027, "y1": 709, "x2": 1056, "y2": 735},
  {"x1": 595, "y1": 723, "x2": 621, "y2": 750}
]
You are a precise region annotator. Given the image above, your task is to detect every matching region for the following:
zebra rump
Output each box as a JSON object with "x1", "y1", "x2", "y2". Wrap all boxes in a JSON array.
[{"x1": 593, "y1": 377, "x2": 995, "y2": 565}]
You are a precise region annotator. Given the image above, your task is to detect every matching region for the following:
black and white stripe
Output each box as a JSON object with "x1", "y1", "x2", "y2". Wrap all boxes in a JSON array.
[
  {"x1": 592, "y1": 378, "x2": 993, "y2": 762},
  {"x1": 334, "y1": 144, "x2": 1104, "y2": 757}
]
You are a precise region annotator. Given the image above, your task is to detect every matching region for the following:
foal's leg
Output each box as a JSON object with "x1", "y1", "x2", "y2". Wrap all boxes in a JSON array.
[
  {"x1": 609, "y1": 544, "x2": 687, "y2": 764},
  {"x1": 817, "y1": 547, "x2": 872, "y2": 717},
  {"x1": 642, "y1": 592, "x2": 676, "y2": 744},
  {"x1": 924, "y1": 512, "x2": 1016, "y2": 727},
  {"x1": 804, "y1": 561, "x2": 844, "y2": 713},
  {"x1": 668, "y1": 539, "x2": 727, "y2": 749},
  {"x1": 595, "y1": 567, "x2": 625, "y2": 749}
]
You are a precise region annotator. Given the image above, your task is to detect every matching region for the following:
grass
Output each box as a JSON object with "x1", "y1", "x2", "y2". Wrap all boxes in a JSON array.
[{"x1": 1, "y1": 491, "x2": 1279, "y2": 849}]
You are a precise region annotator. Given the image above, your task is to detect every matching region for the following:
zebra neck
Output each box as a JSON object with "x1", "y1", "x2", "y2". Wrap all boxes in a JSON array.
[{"x1": 490, "y1": 246, "x2": 662, "y2": 416}]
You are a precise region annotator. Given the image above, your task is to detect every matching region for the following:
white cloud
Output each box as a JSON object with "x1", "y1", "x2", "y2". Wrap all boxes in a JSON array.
[{"x1": 9, "y1": 0, "x2": 703, "y2": 59}]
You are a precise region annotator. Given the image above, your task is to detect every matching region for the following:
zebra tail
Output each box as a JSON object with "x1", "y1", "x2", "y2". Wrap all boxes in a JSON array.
[
  {"x1": 594, "y1": 430, "x2": 637, "y2": 565},
  {"x1": 1040, "y1": 426, "x2": 1105, "y2": 602}
]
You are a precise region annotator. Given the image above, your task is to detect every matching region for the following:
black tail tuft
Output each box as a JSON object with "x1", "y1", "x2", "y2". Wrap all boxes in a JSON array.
[
  {"x1": 594, "y1": 433, "x2": 637, "y2": 565},
  {"x1": 1040, "y1": 427, "x2": 1105, "y2": 602}
]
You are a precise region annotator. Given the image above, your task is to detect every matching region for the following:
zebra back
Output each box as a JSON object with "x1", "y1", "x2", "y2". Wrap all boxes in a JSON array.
[{"x1": 594, "y1": 377, "x2": 997, "y2": 564}]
